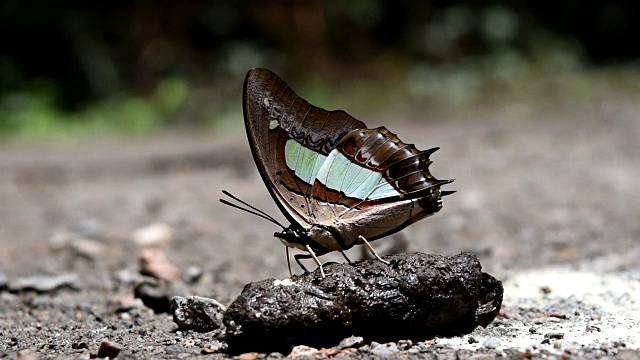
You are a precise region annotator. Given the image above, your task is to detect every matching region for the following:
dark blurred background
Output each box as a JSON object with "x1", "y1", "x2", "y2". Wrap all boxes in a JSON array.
[{"x1": 1, "y1": 0, "x2": 639, "y2": 140}]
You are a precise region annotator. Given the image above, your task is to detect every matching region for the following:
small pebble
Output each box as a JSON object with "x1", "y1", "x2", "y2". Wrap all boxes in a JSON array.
[
  {"x1": 483, "y1": 338, "x2": 501, "y2": 349},
  {"x1": 170, "y1": 295, "x2": 226, "y2": 331},
  {"x1": 184, "y1": 266, "x2": 203, "y2": 284},
  {"x1": 200, "y1": 340, "x2": 227, "y2": 354},
  {"x1": 110, "y1": 294, "x2": 143, "y2": 312},
  {"x1": 138, "y1": 248, "x2": 181, "y2": 283},
  {"x1": 73, "y1": 218, "x2": 103, "y2": 237},
  {"x1": 338, "y1": 335, "x2": 364, "y2": 349},
  {"x1": 0, "y1": 292, "x2": 18, "y2": 302},
  {"x1": 132, "y1": 223, "x2": 174, "y2": 247},
  {"x1": 288, "y1": 345, "x2": 319, "y2": 358},
  {"x1": 237, "y1": 352, "x2": 259, "y2": 360},
  {"x1": 69, "y1": 238, "x2": 107, "y2": 260},
  {"x1": 112, "y1": 268, "x2": 141, "y2": 285},
  {"x1": 16, "y1": 349, "x2": 37, "y2": 360},
  {"x1": 397, "y1": 339, "x2": 413, "y2": 350},
  {"x1": 165, "y1": 345, "x2": 182, "y2": 355},
  {"x1": 97, "y1": 338, "x2": 123, "y2": 358},
  {"x1": 371, "y1": 342, "x2": 399, "y2": 356},
  {"x1": 544, "y1": 332, "x2": 564, "y2": 339},
  {"x1": 468, "y1": 336, "x2": 479, "y2": 344},
  {"x1": 319, "y1": 348, "x2": 342, "y2": 357},
  {"x1": 9, "y1": 273, "x2": 80, "y2": 292}
]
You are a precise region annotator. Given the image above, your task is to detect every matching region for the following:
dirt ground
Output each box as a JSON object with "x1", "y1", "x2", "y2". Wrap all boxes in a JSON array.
[{"x1": 0, "y1": 96, "x2": 639, "y2": 359}]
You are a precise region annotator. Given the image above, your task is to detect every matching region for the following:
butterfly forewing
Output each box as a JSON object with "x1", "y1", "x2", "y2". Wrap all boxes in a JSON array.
[{"x1": 243, "y1": 68, "x2": 366, "y2": 226}]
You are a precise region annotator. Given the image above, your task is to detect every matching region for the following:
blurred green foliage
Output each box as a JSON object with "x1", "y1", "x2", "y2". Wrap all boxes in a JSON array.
[
  {"x1": 1, "y1": 1, "x2": 639, "y2": 140},
  {"x1": 0, "y1": 76, "x2": 190, "y2": 141}
]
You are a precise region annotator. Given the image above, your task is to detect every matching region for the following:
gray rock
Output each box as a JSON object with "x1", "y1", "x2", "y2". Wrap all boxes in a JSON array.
[
  {"x1": 112, "y1": 268, "x2": 142, "y2": 285},
  {"x1": 97, "y1": 338, "x2": 123, "y2": 358},
  {"x1": 483, "y1": 338, "x2": 501, "y2": 349},
  {"x1": 338, "y1": 336, "x2": 364, "y2": 349},
  {"x1": 9, "y1": 273, "x2": 80, "y2": 292},
  {"x1": 184, "y1": 266, "x2": 203, "y2": 284},
  {"x1": 73, "y1": 218, "x2": 103, "y2": 237},
  {"x1": 397, "y1": 339, "x2": 413, "y2": 350},
  {"x1": 371, "y1": 342, "x2": 399, "y2": 356},
  {"x1": 224, "y1": 252, "x2": 502, "y2": 353},
  {"x1": 170, "y1": 295, "x2": 226, "y2": 331},
  {"x1": 544, "y1": 332, "x2": 565, "y2": 339}
]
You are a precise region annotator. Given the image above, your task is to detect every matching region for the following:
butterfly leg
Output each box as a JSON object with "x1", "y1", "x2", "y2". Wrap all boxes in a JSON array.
[
  {"x1": 286, "y1": 247, "x2": 293, "y2": 279},
  {"x1": 293, "y1": 254, "x2": 310, "y2": 273},
  {"x1": 358, "y1": 235, "x2": 390, "y2": 265},
  {"x1": 300, "y1": 244, "x2": 325, "y2": 278},
  {"x1": 340, "y1": 251, "x2": 352, "y2": 264}
]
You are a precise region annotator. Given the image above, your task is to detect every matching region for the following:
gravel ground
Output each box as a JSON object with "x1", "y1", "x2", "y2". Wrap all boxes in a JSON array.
[{"x1": 0, "y1": 97, "x2": 638, "y2": 359}]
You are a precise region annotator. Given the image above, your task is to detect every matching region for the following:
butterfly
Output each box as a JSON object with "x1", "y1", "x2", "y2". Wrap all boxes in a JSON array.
[{"x1": 222, "y1": 68, "x2": 453, "y2": 278}]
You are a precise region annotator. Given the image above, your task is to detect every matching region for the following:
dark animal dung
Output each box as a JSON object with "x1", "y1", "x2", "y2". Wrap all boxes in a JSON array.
[{"x1": 224, "y1": 252, "x2": 503, "y2": 353}]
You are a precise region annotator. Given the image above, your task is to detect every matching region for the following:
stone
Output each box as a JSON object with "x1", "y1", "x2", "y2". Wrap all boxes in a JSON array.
[
  {"x1": 170, "y1": 295, "x2": 226, "y2": 331},
  {"x1": 97, "y1": 338, "x2": 123, "y2": 358},
  {"x1": 200, "y1": 341, "x2": 227, "y2": 354},
  {"x1": 9, "y1": 273, "x2": 80, "y2": 292},
  {"x1": 338, "y1": 336, "x2": 364, "y2": 349},
  {"x1": 483, "y1": 338, "x2": 501, "y2": 349},
  {"x1": 184, "y1": 266, "x2": 203, "y2": 284},
  {"x1": 371, "y1": 342, "x2": 399, "y2": 357},
  {"x1": 138, "y1": 247, "x2": 181, "y2": 283},
  {"x1": 237, "y1": 352, "x2": 259, "y2": 360},
  {"x1": 132, "y1": 223, "x2": 174, "y2": 247},
  {"x1": 288, "y1": 345, "x2": 319, "y2": 358},
  {"x1": 69, "y1": 238, "x2": 107, "y2": 260},
  {"x1": 224, "y1": 252, "x2": 503, "y2": 353},
  {"x1": 112, "y1": 268, "x2": 141, "y2": 285},
  {"x1": 397, "y1": 339, "x2": 413, "y2": 350},
  {"x1": 109, "y1": 294, "x2": 143, "y2": 312}
]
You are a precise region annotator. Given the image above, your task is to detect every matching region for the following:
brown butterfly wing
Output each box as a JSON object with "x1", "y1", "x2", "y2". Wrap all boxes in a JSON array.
[{"x1": 243, "y1": 68, "x2": 366, "y2": 226}]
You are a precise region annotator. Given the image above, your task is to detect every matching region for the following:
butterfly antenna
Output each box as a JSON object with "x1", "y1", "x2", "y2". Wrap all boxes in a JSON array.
[{"x1": 220, "y1": 190, "x2": 285, "y2": 229}]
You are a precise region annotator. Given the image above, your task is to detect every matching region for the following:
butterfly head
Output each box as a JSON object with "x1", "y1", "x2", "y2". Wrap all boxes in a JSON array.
[
  {"x1": 274, "y1": 226, "x2": 300, "y2": 242},
  {"x1": 274, "y1": 226, "x2": 310, "y2": 252}
]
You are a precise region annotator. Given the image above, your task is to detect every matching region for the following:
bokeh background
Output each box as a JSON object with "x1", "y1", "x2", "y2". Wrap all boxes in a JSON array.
[
  {"x1": 2, "y1": 0, "x2": 639, "y2": 140},
  {"x1": 1, "y1": 3, "x2": 639, "y2": 357}
]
